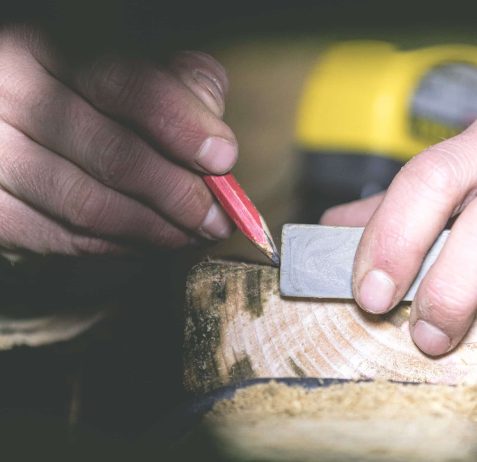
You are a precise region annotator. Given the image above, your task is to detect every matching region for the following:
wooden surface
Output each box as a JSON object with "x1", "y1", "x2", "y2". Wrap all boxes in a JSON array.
[{"x1": 184, "y1": 261, "x2": 477, "y2": 393}]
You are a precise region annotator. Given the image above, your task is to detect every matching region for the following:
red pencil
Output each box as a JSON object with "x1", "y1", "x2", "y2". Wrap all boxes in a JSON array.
[{"x1": 203, "y1": 173, "x2": 280, "y2": 266}]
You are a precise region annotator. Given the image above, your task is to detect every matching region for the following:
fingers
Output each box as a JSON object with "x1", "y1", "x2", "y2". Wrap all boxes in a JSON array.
[
  {"x1": 409, "y1": 197, "x2": 477, "y2": 356},
  {"x1": 47, "y1": 53, "x2": 238, "y2": 174},
  {"x1": 0, "y1": 26, "x2": 236, "y2": 255},
  {"x1": 353, "y1": 127, "x2": 477, "y2": 315},
  {"x1": 320, "y1": 193, "x2": 384, "y2": 227},
  {"x1": 169, "y1": 51, "x2": 228, "y2": 117},
  {"x1": 0, "y1": 49, "x2": 232, "y2": 239},
  {"x1": 0, "y1": 187, "x2": 131, "y2": 255},
  {"x1": 0, "y1": 122, "x2": 190, "y2": 248}
]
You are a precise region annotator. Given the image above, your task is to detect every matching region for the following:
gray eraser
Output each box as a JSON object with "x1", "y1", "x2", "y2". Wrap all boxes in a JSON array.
[{"x1": 280, "y1": 224, "x2": 449, "y2": 301}]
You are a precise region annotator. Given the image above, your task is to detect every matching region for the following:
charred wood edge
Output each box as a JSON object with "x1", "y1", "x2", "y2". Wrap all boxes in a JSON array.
[{"x1": 183, "y1": 261, "x2": 278, "y2": 394}]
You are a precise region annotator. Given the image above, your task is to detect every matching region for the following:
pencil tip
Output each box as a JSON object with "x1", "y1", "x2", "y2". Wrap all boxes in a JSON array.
[
  {"x1": 264, "y1": 233, "x2": 280, "y2": 267},
  {"x1": 270, "y1": 250, "x2": 280, "y2": 267}
]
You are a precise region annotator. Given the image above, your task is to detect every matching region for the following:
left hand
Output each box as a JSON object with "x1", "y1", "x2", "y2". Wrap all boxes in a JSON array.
[
  {"x1": 321, "y1": 122, "x2": 477, "y2": 357},
  {"x1": 0, "y1": 25, "x2": 237, "y2": 255}
]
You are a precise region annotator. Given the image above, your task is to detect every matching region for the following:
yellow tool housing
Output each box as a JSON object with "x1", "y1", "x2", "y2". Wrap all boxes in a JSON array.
[
  {"x1": 295, "y1": 41, "x2": 477, "y2": 221},
  {"x1": 297, "y1": 41, "x2": 477, "y2": 162}
]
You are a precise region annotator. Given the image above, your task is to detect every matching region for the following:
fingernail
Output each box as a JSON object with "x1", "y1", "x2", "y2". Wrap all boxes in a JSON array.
[
  {"x1": 412, "y1": 320, "x2": 450, "y2": 356},
  {"x1": 198, "y1": 203, "x2": 233, "y2": 240},
  {"x1": 192, "y1": 69, "x2": 225, "y2": 116},
  {"x1": 358, "y1": 269, "x2": 396, "y2": 313},
  {"x1": 195, "y1": 137, "x2": 238, "y2": 174}
]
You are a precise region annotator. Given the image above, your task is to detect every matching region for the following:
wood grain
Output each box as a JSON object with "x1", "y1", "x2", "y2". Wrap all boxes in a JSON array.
[{"x1": 184, "y1": 261, "x2": 477, "y2": 393}]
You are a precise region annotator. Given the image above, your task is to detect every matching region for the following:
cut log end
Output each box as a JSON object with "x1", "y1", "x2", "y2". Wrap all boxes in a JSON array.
[
  {"x1": 184, "y1": 261, "x2": 477, "y2": 394},
  {"x1": 183, "y1": 261, "x2": 278, "y2": 392}
]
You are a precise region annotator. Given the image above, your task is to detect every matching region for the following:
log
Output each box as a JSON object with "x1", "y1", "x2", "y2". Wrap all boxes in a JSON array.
[{"x1": 184, "y1": 261, "x2": 477, "y2": 393}]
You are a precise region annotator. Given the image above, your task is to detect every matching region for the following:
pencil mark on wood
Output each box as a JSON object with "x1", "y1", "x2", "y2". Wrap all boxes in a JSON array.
[
  {"x1": 229, "y1": 356, "x2": 255, "y2": 381},
  {"x1": 211, "y1": 279, "x2": 227, "y2": 304},
  {"x1": 288, "y1": 357, "x2": 306, "y2": 377},
  {"x1": 183, "y1": 263, "x2": 225, "y2": 392},
  {"x1": 184, "y1": 261, "x2": 477, "y2": 393},
  {"x1": 245, "y1": 269, "x2": 263, "y2": 318}
]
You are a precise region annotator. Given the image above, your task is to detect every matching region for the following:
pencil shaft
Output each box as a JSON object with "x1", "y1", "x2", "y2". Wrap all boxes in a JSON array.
[{"x1": 203, "y1": 173, "x2": 279, "y2": 265}]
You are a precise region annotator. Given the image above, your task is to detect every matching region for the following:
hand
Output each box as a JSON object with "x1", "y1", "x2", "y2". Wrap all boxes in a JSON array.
[
  {"x1": 321, "y1": 123, "x2": 477, "y2": 356},
  {"x1": 0, "y1": 25, "x2": 237, "y2": 255}
]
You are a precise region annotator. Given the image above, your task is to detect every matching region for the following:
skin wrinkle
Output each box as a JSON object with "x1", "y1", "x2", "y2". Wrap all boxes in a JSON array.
[
  {"x1": 162, "y1": 175, "x2": 207, "y2": 224},
  {"x1": 0, "y1": 24, "x2": 240, "y2": 257},
  {"x1": 177, "y1": 50, "x2": 229, "y2": 94},
  {"x1": 419, "y1": 280, "x2": 472, "y2": 326},
  {"x1": 413, "y1": 197, "x2": 477, "y2": 347},
  {"x1": 5, "y1": 127, "x2": 186, "y2": 248},
  {"x1": 44, "y1": 41, "x2": 234, "y2": 170},
  {"x1": 89, "y1": 125, "x2": 143, "y2": 187},
  {"x1": 60, "y1": 173, "x2": 111, "y2": 233},
  {"x1": 362, "y1": 141, "x2": 477, "y2": 276},
  {"x1": 169, "y1": 53, "x2": 228, "y2": 118},
  {"x1": 146, "y1": 74, "x2": 207, "y2": 137},
  {"x1": 2, "y1": 54, "x2": 213, "y2": 232},
  {"x1": 7, "y1": 64, "x2": 209, "y2": 234},
  {"x1": 410, "y1": 298, "x2": 474, "y2": 350},
  {"x1": 79, "y1": 57, "x2": 147, "y2": 111},
  {"x1": 358, "y1": 199, "x2": 429, "y2": 293},
  {"x1": 325, "y1": 118, "x2": 477, "y2": 353},
  {"x1": 400, "y1": 155, "x2": 461, "y2": 208},
  {"x1": 353, "y1": 139, "x2": 477, "y2": 323}
]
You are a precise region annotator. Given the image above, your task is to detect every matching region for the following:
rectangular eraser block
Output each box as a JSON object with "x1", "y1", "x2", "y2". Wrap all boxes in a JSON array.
[{"x1": 280, "y1": 224, "x2": 449, "y2": 301}]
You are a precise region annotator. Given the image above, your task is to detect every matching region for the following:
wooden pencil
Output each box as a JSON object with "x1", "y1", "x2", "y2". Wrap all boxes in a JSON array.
[{"x1": 203, "y1": 173, "x2": 280, "y2": 266}]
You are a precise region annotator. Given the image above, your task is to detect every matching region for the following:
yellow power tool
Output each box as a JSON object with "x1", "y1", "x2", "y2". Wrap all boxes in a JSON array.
[{"x1": 296, "y1": 41, "x2": 477, "y2": 220}]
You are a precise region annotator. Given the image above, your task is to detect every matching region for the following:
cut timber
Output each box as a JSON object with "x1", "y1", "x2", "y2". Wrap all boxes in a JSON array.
[{"x1": 184, "y1": 261, "x2": 477, "y2": 393}]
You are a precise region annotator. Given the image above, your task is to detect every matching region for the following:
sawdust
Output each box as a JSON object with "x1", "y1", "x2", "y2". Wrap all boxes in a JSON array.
[
  {"x1": 202, "y1": 381, "x2": 477, "y2": 461},
  {"x1": 208, "y1": 380, "x2": 477, "y2": 422}
]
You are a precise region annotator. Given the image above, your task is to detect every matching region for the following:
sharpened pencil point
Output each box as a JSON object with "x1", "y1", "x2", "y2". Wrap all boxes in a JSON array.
[
  {"x1": 270, "y1": 250, "x2": 280, "y2": 267},
  {"x1": 204, "y1": 173, "x2": 279, "y2": 266}
]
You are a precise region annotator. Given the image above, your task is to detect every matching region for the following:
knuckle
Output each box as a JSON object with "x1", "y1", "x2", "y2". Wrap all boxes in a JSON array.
[
  {"x1": 82, "y1": 57, "x2": 144, "y2": 110},
  {"x1": 87, "y1": 126, "x2": 139, "y2": 187},
  {"x1": 61, "y1": 175, "x2": 110, "y2": 232},
  {"x1": 374, "y1": 226, "x2": 426, "y2": 270},
  {"x1": 400, "y1": 150, "x2": 458, "y2": 200},
  {"x1": 422, "y1": 277, "x2": 472, "y2": 322},
  {"x1": 155, "y1": 85, "x2": 194, "y2": 132},
  {"x1": 174, "y1": 50, "x2": 229, "y2": 94},
  {"x1": 149, "y1": 71, "x2": 210, "y2": 142},
  {"x1": 163, "y1": 176, "x2": 208, "y2": 223}
]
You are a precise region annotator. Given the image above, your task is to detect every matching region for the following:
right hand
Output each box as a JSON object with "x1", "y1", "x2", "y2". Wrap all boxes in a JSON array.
[
  {"x1": 321, "y1": 122, "x2": 477, "y2": 358},
  {"x1": 0, "y1": 25, "x2": 237, "y2": 255}
]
